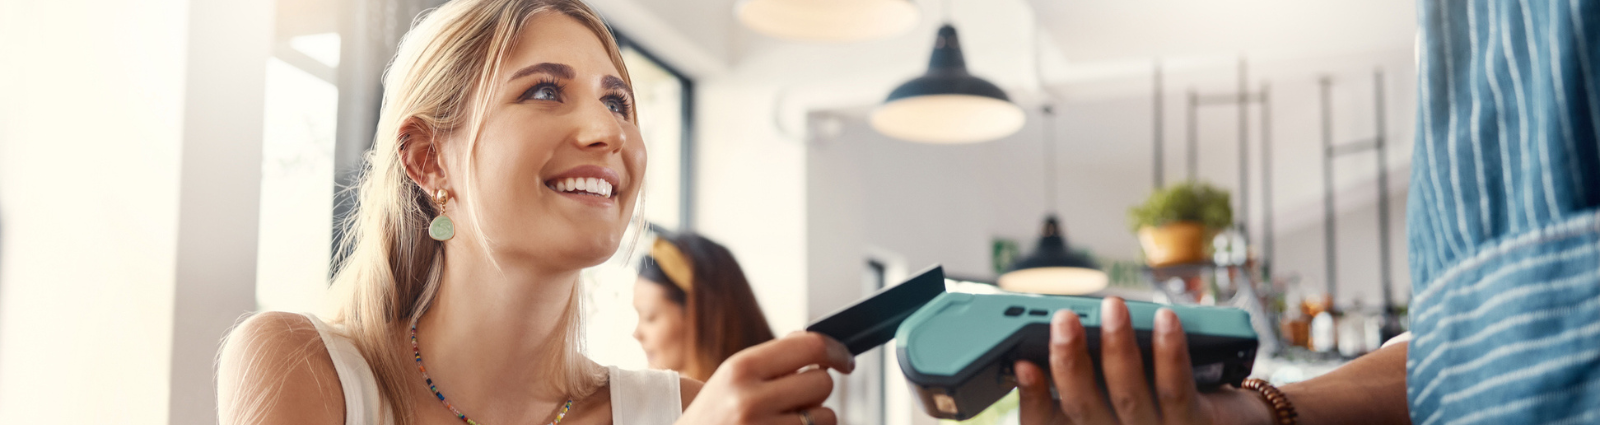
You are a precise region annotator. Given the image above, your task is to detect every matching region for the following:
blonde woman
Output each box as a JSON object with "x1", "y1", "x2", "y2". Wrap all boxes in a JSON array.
[{"x1": 215, "y1": 1, "x2": 851, "y2": 424}]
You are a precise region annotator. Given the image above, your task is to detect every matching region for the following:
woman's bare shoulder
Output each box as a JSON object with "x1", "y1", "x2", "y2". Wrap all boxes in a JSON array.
[
  {"x1": 217, "y1": 311, "x2": 347, "y2": 425},
  {"x1": 678, "y1": 376, "x2": 703, "y2": 409}
]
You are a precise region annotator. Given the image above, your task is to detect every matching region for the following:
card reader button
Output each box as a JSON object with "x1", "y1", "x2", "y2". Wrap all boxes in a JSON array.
[{"x1": 1003, "y1": 306, "x2": 1025, "y2": 317}]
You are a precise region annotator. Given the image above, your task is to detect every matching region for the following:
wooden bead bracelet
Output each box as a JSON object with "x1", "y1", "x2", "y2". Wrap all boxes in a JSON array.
[{"x1": 1241, "y1": 378, "x2": 1299, "y2": 425}]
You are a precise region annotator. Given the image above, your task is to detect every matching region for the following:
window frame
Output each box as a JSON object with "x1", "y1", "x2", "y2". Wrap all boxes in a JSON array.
[{"x1": 612, "y1": 31, "x2": 696, "y2": 231}]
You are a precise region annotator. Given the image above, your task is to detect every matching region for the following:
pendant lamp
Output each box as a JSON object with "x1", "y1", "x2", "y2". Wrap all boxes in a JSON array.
[
  {"x1": 736, "y1": 0, "x2": 918, "y2": 42},
  {"x1": 997, "y1": 105, "x2": 1108, "y2": 295},
  {"x1": 871, "y1": 24, "x2": 1026, "y2": 144},
  {"x1": 998, "y1": 216, "x2": 1108, "y2": 295}
]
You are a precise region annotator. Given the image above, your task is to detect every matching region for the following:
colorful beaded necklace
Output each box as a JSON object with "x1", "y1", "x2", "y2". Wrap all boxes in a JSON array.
[{"x1": 411, "y1": 325, "x2": 574, "y2": 425}]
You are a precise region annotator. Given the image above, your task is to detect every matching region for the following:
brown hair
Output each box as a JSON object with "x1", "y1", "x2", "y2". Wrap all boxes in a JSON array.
[
  {"x1": 638, "y1": 232, "x2": 776, "y2": 381},
  {"x1": 322, "y1": 1, "x2": 630, "y2": 424}
]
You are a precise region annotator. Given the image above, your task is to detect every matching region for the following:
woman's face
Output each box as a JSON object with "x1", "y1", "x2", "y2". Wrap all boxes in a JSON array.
[
  {"x1": 632, "y1": 279, "x2": 689, "y2": 372},
  {"x1": 445, "y1": 12, "x2": 645, "y2": 270}
]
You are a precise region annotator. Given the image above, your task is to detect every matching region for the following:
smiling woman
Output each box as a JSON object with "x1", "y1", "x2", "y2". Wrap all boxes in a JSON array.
[{"x1": 214, "y1": 1, "x2": 854, "y2": 425}]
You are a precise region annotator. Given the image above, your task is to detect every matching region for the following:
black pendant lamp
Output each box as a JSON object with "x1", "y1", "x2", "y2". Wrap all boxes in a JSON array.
[
  {"x1": 997, "y1": 105, "x2": 1108, "y2": 295},
  {"x1": 870, "y1": 24, "x2": 1026, "y2": 144},
  {"x1": 998, "y1": 216, "x2": 1108, "y2": 295}
]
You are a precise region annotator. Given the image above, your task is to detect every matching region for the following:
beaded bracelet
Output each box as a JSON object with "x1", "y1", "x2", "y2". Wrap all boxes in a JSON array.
[{"x1": 1241, "y1": 378, "x2": 1299, "y2": 425}]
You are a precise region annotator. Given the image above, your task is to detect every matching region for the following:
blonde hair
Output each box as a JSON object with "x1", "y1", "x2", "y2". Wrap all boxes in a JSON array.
[{"x1": 325, "y1": 1, "x2": 631, "y2": 423}]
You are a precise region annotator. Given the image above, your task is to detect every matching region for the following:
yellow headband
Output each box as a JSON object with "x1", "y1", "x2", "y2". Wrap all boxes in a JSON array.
[{"x1": 651, "y1": 238, "x2": 694, "y2": 293}]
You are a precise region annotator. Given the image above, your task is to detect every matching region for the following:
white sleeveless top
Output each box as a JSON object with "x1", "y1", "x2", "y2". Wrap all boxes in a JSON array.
[{"x1": 302, "y1": 314, "x2": 683, "y2": 425}]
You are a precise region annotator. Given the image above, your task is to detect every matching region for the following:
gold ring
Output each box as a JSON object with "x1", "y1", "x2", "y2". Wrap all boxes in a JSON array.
[{"x1": 799, "y1": 409, "x2": 815, "y2": 425}]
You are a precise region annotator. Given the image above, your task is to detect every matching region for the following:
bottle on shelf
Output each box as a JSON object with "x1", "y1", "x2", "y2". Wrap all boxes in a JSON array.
[
  {"x1": 1337, "y1": 299, "x2": 1367, "y2": 357},
  {"x1": 1307, "y1": 293, "x2": 1336, "y2": 353}
]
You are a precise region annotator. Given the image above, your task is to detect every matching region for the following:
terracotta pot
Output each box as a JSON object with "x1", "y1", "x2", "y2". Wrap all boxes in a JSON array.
[{"x1": 1138, "y1": 222, "x2": 1209, "y2": 267}]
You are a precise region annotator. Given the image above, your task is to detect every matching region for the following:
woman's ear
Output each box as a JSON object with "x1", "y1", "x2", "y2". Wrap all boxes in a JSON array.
[{"x1": 399, "y1": 117, "x2": 448, "y2": 194}]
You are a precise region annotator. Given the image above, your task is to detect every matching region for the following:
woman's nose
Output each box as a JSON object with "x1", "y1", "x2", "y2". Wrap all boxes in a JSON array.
[{"x1": 571, "y1": 101, "x2": 625, "y2": 152}]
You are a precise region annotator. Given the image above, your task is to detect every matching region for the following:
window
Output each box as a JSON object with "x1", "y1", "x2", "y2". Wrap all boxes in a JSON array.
[
  {"x1": 616, "y1": 32, "x2": 694, "y2": 230},
  {"x1": 580, "y1": 32, "x2": 695, "y2": 369},
  {"x1": 254, "y1": 0, "x2": 342, "y2": 312}
]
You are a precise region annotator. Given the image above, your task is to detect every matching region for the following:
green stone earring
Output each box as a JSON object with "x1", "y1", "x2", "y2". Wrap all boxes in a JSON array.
[{"x1": 429, "y1": 188, "x2": 454, "y2": 241}]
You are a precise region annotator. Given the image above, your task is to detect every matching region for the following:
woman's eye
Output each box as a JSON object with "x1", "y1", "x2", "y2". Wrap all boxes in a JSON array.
[
  {"x1": 530, "y1": 85, "x2": 559, "y2": 101},
  {"x1": 521, "y1": 81, "x2": 561, "y2": 102},
  {"x1": 602, "y1": 95, "x2": 632, "y2": 115}
]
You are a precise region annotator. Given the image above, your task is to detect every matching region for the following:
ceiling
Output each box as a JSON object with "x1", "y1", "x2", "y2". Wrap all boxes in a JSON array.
[
  {"x1": 277, "y1": 0, "x2": 1419, "y2": 87},
  {"x1": 1030, "y1": 0, "x2": 1417, "y2": 64},
  {"x1": 616, "y1": 0, "x2": 1416, "y2": 84}
]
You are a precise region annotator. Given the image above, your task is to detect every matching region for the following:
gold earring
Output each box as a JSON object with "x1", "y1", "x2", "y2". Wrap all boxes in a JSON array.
[{"x1": 429, "y1": 189, "x2": 454, "y2": 241}]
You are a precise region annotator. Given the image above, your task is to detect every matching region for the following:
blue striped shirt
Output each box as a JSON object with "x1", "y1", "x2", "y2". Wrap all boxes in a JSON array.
[{"x1": 1409, "y1": 1, "x2": 1600, "y2": 423}]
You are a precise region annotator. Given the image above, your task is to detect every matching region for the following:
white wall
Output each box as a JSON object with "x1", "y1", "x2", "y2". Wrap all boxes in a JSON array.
[
  {"x1": 0, "y1": 0, "x2": 270, "y2": 423},
  {"x1": 0, "y1": 0, "x2": 189, "y2": 423},
  {"x1": 1275, "y1": 183, "x2": 1413, "y2": 310}
]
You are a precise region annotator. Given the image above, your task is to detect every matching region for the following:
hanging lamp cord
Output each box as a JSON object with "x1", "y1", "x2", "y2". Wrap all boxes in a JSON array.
[
  {"x1": 1036, "y1": 21, "x2": 1058, "y2": 215},
  {"x1": 1042, "y1": 104, "x2": 1056, "y2": 214}
]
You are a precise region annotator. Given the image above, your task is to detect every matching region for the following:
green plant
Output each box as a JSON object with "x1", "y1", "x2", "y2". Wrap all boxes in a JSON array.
[{"x1": 1127, "y1": 180, "x2": 1233, "y2": 232}]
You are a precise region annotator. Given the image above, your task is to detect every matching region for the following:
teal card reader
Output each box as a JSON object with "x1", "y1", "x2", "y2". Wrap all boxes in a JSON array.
[
  {"x1": 805, "y1": 265, "x2": 1258, "y2": 420},
  {"x1": 895, "y1": 290, "x2": 1259, "y2": 419}
]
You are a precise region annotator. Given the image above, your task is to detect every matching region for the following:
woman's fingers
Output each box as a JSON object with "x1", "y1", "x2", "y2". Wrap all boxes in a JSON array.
[
  {"x1": 1100, "y1": 298, "x2": 1159, "y2": 425},
  {"x1": 1152, "y1": 308, "x2": 1204, "y2": 424},
  {"x1": 679, "y1": 334, "x2": 851, "y2": 425},
  {"x1": 731, "y1": 332, "x2": 854, "y2": 380},
  {"x1": 1049, "y1": 309, "x2": 1117, "y2": 424},
  {"x1": 759, "y1": 367, "x2": 834, "y2": 412}
]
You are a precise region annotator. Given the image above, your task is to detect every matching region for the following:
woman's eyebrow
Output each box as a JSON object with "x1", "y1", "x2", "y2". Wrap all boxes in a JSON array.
[
  {"x1": 602, "y1": 75, "x2": 632, "y2": 95},
  {"x1": 508, "y1": 62, "x2": 574, "y2": 82}
]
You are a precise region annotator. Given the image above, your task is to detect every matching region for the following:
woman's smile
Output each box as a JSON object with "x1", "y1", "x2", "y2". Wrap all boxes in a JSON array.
[{"x1": 543, "y1": 164, "x2": 622, "y2": 208}]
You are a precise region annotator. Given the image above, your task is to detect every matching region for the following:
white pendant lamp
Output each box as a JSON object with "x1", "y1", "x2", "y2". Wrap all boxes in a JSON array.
[
  {"x1": 736, "y1": 0, "x2": 919, "y2": 42},
  {"x1": 871, "y1": 24, "x2": 1026, "y2": 144}
]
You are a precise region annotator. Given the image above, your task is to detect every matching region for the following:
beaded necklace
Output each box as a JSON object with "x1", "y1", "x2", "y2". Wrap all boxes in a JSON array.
[{"x1": 411, "y1": 325, "x2": 574, "y2": 425}]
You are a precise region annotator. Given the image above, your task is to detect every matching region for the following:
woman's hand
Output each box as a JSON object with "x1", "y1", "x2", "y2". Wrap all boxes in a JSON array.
[
  {"x1": 678, "y1": 331, "x2": 854, "y2": 425},
  {"x1": 1015, "y1": 297, "x2": 1273, "y2": 425}
]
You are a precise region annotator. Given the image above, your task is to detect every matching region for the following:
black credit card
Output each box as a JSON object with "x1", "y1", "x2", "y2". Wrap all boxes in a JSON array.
[{"x1": 807, "y1": 264, "x2": 948, "y2": 355}]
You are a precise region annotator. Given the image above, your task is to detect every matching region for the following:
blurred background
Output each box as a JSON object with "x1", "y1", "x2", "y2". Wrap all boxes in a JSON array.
[{"x1": 0, "y1": 0, "x2": 1417, "y2": 423}]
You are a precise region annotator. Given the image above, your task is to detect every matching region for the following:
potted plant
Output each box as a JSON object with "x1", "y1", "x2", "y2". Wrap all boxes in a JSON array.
[{"x1": 1127, "y1": 181, "x2": 1233, "y2": 267}]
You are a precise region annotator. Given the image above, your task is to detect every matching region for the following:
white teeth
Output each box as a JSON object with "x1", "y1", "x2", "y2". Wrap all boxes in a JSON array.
[{"x1": 549, "y1": 176, "x2": 614, "y2": 198}]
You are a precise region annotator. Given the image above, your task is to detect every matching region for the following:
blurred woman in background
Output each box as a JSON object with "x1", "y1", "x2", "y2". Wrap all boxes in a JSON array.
[{"x1": 634, "y1": 232, "x2": 776, "y2": 382}]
